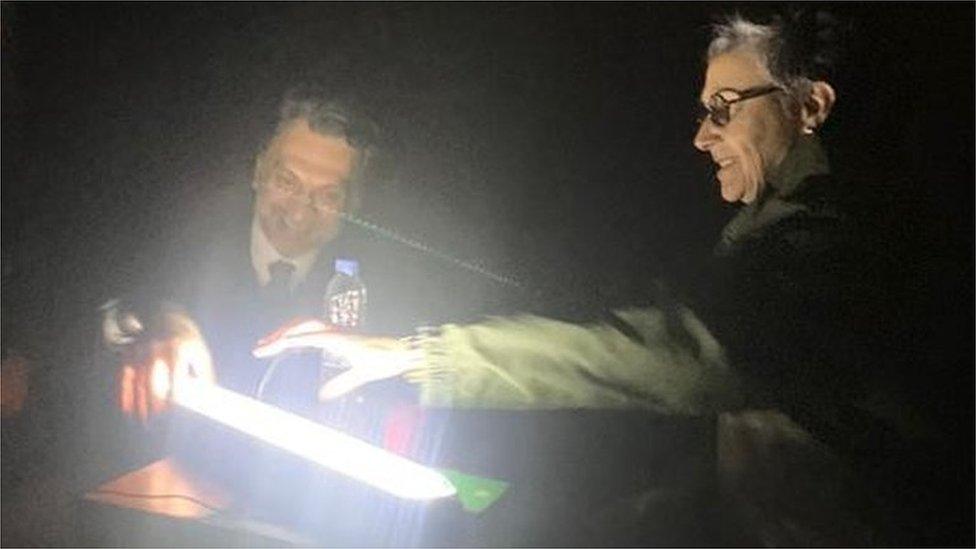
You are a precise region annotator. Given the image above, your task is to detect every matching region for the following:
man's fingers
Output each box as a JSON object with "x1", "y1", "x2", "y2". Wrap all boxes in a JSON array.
[
  {"x1": 159, "y1": 341, "x2": 179, "y2": 393},
  {"x1": 119, "y1": 366, "x2": 135, "y2": 415},
  {"x1": 151, "y1": 341, "x2": 180, "y2": 415},
  {"x1": 135, "y1": 368, "x2": 149, "y2": 425},
  {"x1": 149, "y1": 359, "x2": 171, "y2": 416}
]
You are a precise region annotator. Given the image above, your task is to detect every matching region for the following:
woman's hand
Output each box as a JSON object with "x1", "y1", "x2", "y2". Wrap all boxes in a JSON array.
[{"x1": 253, "y1": 318, "x2": 420, "y2": 400}]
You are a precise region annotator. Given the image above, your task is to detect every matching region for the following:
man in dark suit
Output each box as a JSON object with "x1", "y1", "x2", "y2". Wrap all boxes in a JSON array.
[
  {"x1": 98, "y1": 83, "x2": 512, "y2": 476},
  {"x1": 104, "y1": 85, "x2": 425, "y2": 421},
  {"x1": 86, "y1": 84, "x2": 534, "y2": 545}
]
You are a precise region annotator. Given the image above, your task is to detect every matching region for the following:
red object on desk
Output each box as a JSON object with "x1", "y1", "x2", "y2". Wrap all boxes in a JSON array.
[{"x1": 382, "y1": 403, "x2": 426, "y2": 456}]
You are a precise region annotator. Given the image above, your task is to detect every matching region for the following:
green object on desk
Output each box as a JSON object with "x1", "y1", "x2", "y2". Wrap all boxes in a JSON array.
[{"x1": 440, "y1": 469, "x2": 509, "y2": 513}]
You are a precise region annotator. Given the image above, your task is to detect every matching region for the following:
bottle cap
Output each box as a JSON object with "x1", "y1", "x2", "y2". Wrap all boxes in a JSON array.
[{"x1": 335, "y1": 258, "x2": 359, "y2": 277}]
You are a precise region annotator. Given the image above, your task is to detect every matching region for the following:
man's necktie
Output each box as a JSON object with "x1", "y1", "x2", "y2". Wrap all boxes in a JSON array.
[{"x1": 265, "y1": 260, "x2": 296, "y2": 308}]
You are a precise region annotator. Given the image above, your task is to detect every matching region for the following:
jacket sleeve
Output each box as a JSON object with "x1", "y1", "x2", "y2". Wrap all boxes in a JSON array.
[{"x1": 410, "y1": 305, "x2": 743, "y2": 415}]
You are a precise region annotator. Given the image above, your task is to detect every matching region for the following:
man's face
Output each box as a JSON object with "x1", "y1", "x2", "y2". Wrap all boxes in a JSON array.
[
  {"x1": 693, "y1": 50, "x2": 798, "y2": 204},
  {"x1": 253, "y1": 119, "x2": 357, "y2": 258}
]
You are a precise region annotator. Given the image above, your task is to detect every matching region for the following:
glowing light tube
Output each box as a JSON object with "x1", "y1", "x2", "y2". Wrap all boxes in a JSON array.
[{"x1": 173, "y1": 379, "x2": 457, "y2": 501}]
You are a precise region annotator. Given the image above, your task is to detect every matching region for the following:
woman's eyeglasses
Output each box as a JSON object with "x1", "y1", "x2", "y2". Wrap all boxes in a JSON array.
[{"x1": 697, "y1": 85, "x2": 784, "y2": 127}]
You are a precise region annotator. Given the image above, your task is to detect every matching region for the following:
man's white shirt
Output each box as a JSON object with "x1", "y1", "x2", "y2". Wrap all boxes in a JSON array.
[
  {"x1": 102, "y1": 216, "x2": 323, "y2": 346},
  {"x1": 250, "y1": 216, "x2": 320, "y2": 291}
]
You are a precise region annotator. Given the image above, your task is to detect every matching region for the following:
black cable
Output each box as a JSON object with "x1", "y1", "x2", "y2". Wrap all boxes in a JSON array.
[
  {"x1": 254, "y1": 355, "x2": 285, "y2": 400},
  {"x1": 88, "y1": 488, "x2": 223, "y2": 514}
]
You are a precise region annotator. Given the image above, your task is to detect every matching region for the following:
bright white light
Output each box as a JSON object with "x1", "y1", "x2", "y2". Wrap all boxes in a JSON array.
[{"x1": 173, "y1": 379, "x2": 456, "y2": 501}]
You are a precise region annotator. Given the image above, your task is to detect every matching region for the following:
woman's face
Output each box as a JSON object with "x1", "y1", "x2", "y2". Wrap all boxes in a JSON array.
[{"x1": 693, "y1": 50, "x2": 800, "y2": 204}]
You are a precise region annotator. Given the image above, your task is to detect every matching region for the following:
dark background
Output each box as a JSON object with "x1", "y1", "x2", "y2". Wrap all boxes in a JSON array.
[
  {"x1": 1, "y1": 1, "x2": 973, "y2": 544},
  {"x1": 4, "y1": 1, "x2": 972, "y2": 304},
  {"x1": 3, "y1": 2, "x2": 973, "y2": 321}
]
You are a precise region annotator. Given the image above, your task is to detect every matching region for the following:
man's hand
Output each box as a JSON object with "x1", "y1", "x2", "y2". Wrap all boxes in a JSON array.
[
  {"x1": 116, "y1": 311, "x2": 215, "y2": 424},
  {"x1": 253, "y1": 318, "x2": 419, "y2": 400}
]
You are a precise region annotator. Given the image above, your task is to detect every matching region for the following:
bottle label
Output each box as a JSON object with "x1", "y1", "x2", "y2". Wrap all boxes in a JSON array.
[{"x1": 327, "y1": 289, "x2": 366, "y2": 329}]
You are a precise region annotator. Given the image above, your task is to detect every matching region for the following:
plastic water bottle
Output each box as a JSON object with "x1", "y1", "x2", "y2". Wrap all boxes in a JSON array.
[
  {"x1": 318, "y1": 258, "x2": 367, "y2": 430},
  {"x1": 321, "y1": 259, "x2": 366, "y2": 377},
  {"x1": 324, "y1": 258, "x2": 367, "y2": 330}
]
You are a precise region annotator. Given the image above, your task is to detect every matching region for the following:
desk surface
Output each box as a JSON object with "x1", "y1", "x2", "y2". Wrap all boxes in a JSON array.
[
  {"x1": 84, "y1": 458, "x2": 229, "y2": 520},
  {"x1": 81, "y1": 411, "x2": 718, "y2": 547},
  {"x1": 82, "y1": 458, "x2": 314, "y2": 547}
]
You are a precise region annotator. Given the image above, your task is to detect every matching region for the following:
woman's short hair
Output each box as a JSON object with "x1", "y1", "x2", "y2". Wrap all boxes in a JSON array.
[{"x1": 706, "y1": 10, "x2": 846, "y2": 104}]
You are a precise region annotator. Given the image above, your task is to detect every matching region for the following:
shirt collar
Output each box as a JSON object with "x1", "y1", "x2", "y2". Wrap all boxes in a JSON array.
[{"x1": 250, "y1": 215, "x2": 320, "y2": 289}]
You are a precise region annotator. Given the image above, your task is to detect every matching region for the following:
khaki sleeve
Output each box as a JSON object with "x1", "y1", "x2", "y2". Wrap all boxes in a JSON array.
[{"x1": 409, "y1": 306, "x2": 743, "y2": 416}]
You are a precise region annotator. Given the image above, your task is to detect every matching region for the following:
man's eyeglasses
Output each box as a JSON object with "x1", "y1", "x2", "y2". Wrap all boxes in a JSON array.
[
  {"x1": 697, "y1": 85, "x2": 784, "y2": 127},
  {"x1": 265, "y1": 169, "x2": 346, "y2": 214}
]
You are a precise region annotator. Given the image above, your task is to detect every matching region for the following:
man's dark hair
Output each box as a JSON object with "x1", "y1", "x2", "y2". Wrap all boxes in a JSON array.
[
  {"x1": 256, "y1": 84, "x2": 378, "y2": 213},
  {"x1": 275, "y1": 84, "x2": 378, "y2": 152}
]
